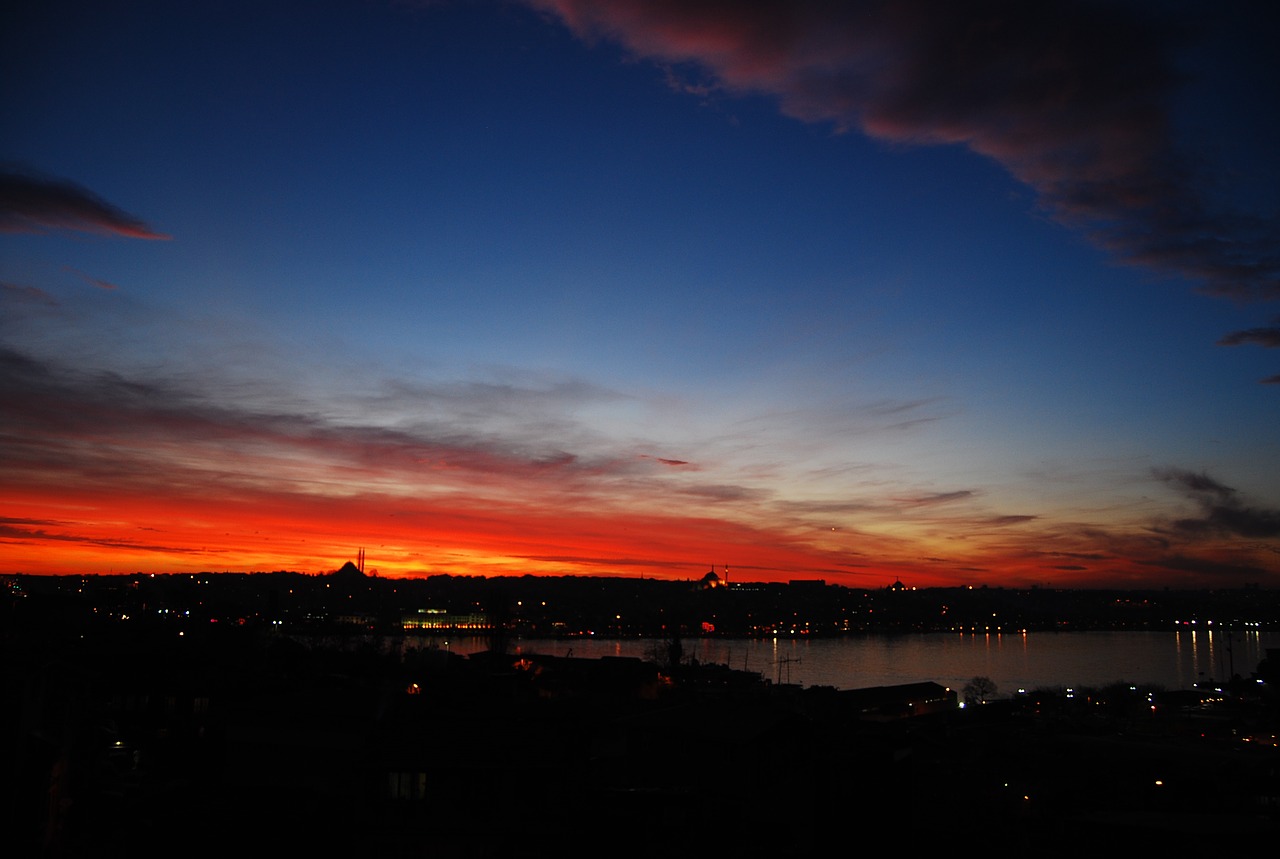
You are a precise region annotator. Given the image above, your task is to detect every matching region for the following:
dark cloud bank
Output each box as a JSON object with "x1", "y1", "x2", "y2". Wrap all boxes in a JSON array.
[
  {"x1": 1154, "y1": 467, "x2": 1280, "y2": 540},
  {"x1": 534, "y1": 0, "x2": 1280, "y2": 378}
]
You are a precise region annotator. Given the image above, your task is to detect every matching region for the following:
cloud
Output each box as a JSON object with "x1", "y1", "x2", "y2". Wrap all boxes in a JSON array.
[
  {"x1": 896, "y1": 490, "x2": 975, "y2": 507},
  {"x1": 65, "y1": 266, "x2": 120, "y2": 291},
  {"x1": 0, "y1": 515, "x2": 63, "y2": 527},
  {"x1": 0, "y1": 345, "x2": 713, "y2": 513},
  {"x1": 776, "y1": 499, "x2": 878, "y2": 515},
  {"x1": 524, "y1": 554, "x2": 695, "y2": 570},
  {"x1": 678, "y1": 483, "x2": 770, "y2": 502},
  {"x1": 638, "y1": 453, "x2": 694, "y2": 468},
  {"x1": 1154, "y1": 467, "x2": 1280, "y2": 539},
  {"x1": 1, "y1": 282, "x2": 60, "y2": 306},
  {"x1": 1140, "y1": 553, "x2": 1271, "y2": 582},
  {"x1": 0, "y1": 521, "x2": 204, "y2": 555},
  {"x1": 0, "y1": 167, "x2": 170, "y2": 240},
  {"x1": 1217, "y1": 324, "x2": 1280, "y2": 348},
  {"x1": 1157, "y1": 468, "x2": 1233, "y2": 497},
  {"x1": 532, "y1": 0, "x2": 1279, "y2": 302},
  {"x1": 984, "y1": 514, "x2": 1038, "y2": 527}
]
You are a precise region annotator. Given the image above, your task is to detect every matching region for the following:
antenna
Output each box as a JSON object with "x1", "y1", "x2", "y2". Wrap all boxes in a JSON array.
[{"x1": 775, "y1": 655, "x2": 801, "y2": 685}]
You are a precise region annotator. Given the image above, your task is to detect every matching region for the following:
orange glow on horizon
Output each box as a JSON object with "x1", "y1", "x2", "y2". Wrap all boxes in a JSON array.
[
  {"x1": 3, "y1": 384, "x2": 1269, "y2": 590},
  {"x1": 2, "y1": 471, "x2": 1243, "y2": 589}
]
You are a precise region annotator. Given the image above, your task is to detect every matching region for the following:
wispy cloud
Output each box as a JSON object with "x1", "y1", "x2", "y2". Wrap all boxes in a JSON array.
[
  {"x1": 533, "y1": 0, "x2": 1279, "y2": 310},
  {"x1": 983, "y1": 514, "x2": 1038, "y2": 527},
  {"x1": 678, "y1": 483, "x2": 770, "y2": 503},
  {"x1": 4, "y1": 339, "x2": 1273, "y2": 584},
  {"x1": 64, "y1": 266, "x2": 120, "y2": 291},
  {"x1": 0, "y1": 521, "x2": 205, "y2": 556},
  {"x1": 0, "y1": 167, "x2": 170, "y2": 240},
  {"x1": 0, "y1": 343, "x2": 1027, "y2": 582},
  {"x1": 1217, "y1": 321, "x2": 1280, "y2": 348},
  {"x1": 1153, "y1": 467, "x2": 1280, "y2": 539},
  {"x1": 0, "y1": 346, "x2": 646, "y2": 499},
  {"x1": 0, "y1": 343, "x2": 789, "y2": 575},
  {"x1": 894, "y1": 490, "x2": 975, "y2": 507},
  {"x1": 1139, "y1": 553, "x2": 1272, "y2": 582},
  {"x1": 643, "y1": 454, "x2": 692, "y2": 467},
  {"x1": 1, "y1": 281, "x2": 60, "y2": 306},
  {"x1": 1215, "y1": 318, "x2": 1280, "y2": 382}
]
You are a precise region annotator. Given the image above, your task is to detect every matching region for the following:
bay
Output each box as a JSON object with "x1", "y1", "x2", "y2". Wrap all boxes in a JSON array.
[{"x1": 414, "y1": 629, "x2": 1280, "y2": 696}]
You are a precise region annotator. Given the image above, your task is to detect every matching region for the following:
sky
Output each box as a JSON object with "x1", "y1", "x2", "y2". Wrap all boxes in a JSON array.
[{"x1": 3, "y1": 0, "x2": 1279, "y2": 589}]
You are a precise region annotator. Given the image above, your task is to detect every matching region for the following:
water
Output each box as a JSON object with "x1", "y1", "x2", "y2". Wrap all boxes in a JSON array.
[{"x1": 410, "y1": 629, "x2": 1280, "y2": 696}]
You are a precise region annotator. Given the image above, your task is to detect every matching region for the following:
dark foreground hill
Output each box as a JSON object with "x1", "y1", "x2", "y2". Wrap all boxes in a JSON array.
[{"x1": 5, "y1": 611, "x2": 1279, "y2": 858}]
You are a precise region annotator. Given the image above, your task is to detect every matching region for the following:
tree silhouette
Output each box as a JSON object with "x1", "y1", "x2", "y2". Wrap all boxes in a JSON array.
[{"x1": 963, "y1": 676, "x2": 997, "y2": 706}]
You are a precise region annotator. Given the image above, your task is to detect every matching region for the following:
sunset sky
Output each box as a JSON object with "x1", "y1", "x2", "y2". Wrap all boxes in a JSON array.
[{"x1": 3, "y1": 0, "x2": 1279, "y2": 588}]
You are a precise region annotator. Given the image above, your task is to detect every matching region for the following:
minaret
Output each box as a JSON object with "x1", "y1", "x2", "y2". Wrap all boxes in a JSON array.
[{"x1": 357, "y1": 548, "x2": 365, "y2": 574}]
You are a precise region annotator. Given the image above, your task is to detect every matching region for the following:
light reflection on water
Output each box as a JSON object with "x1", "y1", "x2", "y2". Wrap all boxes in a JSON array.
[{"x1": 413, "y1": 630, "x2": 1280, "y2": 694}]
